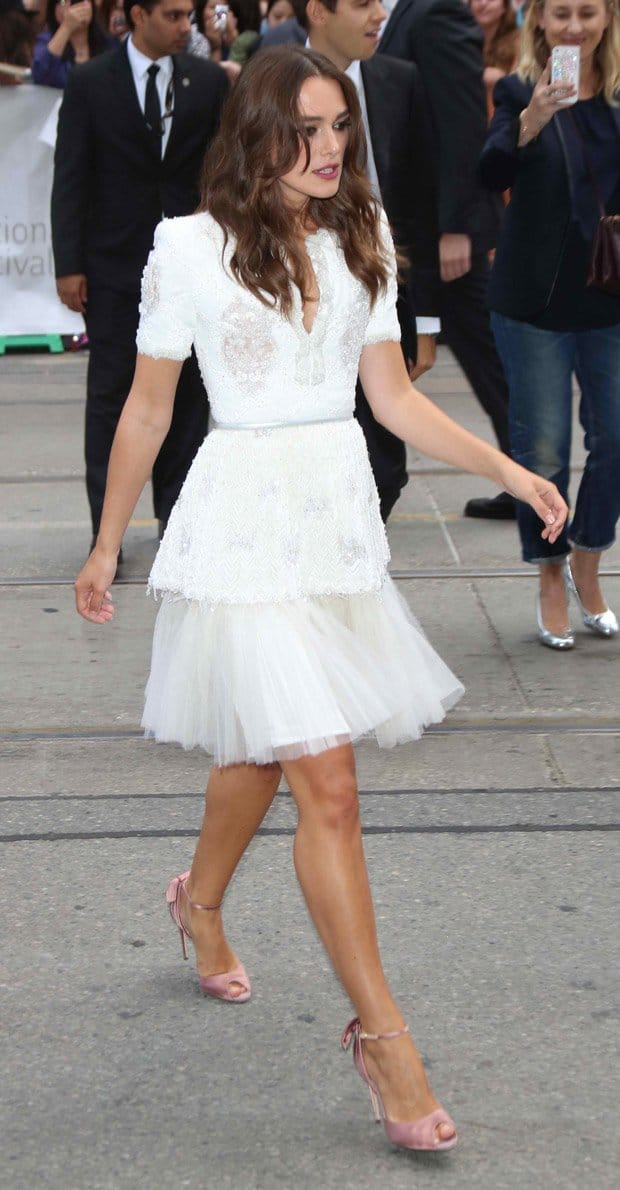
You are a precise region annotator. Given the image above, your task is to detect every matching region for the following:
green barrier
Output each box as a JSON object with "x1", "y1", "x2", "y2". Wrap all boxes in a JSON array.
[{"x1": 0, "y1": 335, "x2": 65, "y2": 355}]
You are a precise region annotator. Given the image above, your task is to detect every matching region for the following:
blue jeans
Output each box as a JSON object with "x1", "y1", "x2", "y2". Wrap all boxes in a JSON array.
[{"x1": 490, "y1": 314, "x2": 620, "y2": 564}]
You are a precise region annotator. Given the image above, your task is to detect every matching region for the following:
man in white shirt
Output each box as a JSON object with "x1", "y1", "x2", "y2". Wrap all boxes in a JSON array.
[{"x1": 52, "y1": 0, "x2": 228, "y2": 555}]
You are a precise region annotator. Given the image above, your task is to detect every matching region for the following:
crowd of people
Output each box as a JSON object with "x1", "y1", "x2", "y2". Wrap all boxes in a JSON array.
[{"x1": 1, "y1": 0, "x2": 619, "y2": 1161}]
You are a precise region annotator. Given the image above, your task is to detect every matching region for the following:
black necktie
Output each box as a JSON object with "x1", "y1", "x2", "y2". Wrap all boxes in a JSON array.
[{"x1": 145, "y1": 63, "x2": 161, "y2": 143}]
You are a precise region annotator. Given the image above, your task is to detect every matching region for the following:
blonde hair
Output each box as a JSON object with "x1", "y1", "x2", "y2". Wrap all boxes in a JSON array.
[{"x1": 517, "y1": 0, "x2": 620, "y2": 104}]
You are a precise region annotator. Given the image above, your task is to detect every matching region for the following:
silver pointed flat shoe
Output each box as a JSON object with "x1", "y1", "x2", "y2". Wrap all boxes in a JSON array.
[
  {"x1": 564, "y1": 560, "x2": 618, "y2": 638},
  {"x1": 536, "y1": 596, "x2": 574, "y2": 650}
]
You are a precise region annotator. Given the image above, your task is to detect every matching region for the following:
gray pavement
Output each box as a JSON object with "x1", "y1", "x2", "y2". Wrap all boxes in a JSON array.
[{"x1": 1, "y1": 348, "x2": 619, "y2": 1190}]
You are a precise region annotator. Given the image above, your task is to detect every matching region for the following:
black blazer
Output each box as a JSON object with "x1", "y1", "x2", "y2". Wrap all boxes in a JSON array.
[
  {"x1": 51, "y1": 43, "x2": 228, "y2": 291},
  {"x1": 361, "y1": 54, "x2": 440, "y2": 353},
  {"x1": 380, "y1": 0, "x2": 503, "y2": 252},
  {"x1": 479, "y1": 73, "x2": 620, "y2": 319}
]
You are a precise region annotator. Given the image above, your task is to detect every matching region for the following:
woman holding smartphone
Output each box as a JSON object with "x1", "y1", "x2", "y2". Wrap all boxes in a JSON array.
[
  {"x1": 32, "y1": 0, "x2": 112, "y2": 88},
  {"x1": 75, "y1": 47, "x2": 567, "y2": 1152},
  {"x1": 480, "y1": 0, "x2": 620, "y2": 649}
]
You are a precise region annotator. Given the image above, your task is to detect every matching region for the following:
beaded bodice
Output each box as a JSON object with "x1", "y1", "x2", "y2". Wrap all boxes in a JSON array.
[
  {"x1": 137, "y1": 211, "x2": 401, "y2": 605},
  {"x1": 136, "y1": 211, "x2": 400, "y2": 426}
]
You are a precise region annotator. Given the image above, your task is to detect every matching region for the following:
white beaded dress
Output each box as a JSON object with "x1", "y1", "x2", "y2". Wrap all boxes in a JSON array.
[{"x1": 137, "y1": 211, "x2": 464, "y2": 765}]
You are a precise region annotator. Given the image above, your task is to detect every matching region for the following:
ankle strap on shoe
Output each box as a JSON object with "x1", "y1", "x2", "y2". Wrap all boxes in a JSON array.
[
  {"x1": 360, "y1": 1025, "x2": 409, "y2": 1042},
  {"x1": 341, "y1": 1017, "x2": 409, "y2": 1050},
  {"x1": 181, "y1": 880, "x2": 222, "y2": 912}
]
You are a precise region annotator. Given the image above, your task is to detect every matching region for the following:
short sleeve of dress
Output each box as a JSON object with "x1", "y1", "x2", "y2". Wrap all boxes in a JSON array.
[
  {"x1": 363, "y1": 210, "x2": 401, "y2": 348},
  {"x1": 136, "y1": 220, "x2": 197, "y2": 361}
]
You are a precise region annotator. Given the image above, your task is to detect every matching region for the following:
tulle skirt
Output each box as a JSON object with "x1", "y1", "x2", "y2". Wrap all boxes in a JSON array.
[{"x1": 142, "y1": 576, "x2": 464, "y2": 767}]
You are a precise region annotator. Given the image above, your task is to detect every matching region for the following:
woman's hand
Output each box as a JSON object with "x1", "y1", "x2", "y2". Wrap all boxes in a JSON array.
[
  {"x1": 62, "y1": 0, "x2": 93, "y2": 35},
  {"x1": 521, "y1": 59, "x2": 576, "y2": 141},
  {"x1": 74, "y1": 546, "x2": 117, "y2": 624},
  {"x1": 500, "y1": 461, "x2": 568, "y2": 542},
  {"x1": 48, "y1": 0, "x2": 93, "y2": 58}
]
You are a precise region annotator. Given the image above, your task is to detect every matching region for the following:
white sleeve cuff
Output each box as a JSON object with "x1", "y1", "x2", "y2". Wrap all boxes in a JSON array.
[{"x1": 415, "y1": 317, "x2": 441, "y2": 334}]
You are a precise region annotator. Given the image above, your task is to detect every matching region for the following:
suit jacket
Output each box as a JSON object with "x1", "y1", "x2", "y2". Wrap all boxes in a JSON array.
[
  {"x1": 480, "y1": 73, "x2": 620, "y2": 320},
  {"x1": 51, "y1": 43, "x2": 229, "y2": 291},
  {"x1": 361, "y1": 54, "x2": 440, "y2": 353},
  {"x1": 380, "y1": 0, "x2": 503, "y2": 252}
]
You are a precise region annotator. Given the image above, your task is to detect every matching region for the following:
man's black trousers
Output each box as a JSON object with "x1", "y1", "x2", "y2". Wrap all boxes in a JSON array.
[{"x1": 84, "y1": 287, "x2": 209, "y2": 535}]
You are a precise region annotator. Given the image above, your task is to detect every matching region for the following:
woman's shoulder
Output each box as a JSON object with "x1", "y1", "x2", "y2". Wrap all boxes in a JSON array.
[
  {"x1": 34, "y1": 30, "x2": 52, "y2": 51},
  {"x1": 153, "y1": 213, "x2": 228, "y2": 258},
  {"x1": 492, "y1": 71, "x2": 533, "y2": 108}
]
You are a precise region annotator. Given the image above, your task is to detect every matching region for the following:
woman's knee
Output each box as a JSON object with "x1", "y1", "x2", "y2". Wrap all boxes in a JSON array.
[{"x1": 305, "y1": 769, "x2": 360, "y2": 832}]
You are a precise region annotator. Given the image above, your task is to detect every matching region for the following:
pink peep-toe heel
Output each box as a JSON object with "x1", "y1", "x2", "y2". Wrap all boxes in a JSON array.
[
  {"x1": 166, "y1": 871, "x2": 251, "y2": 1003},
  {"x1": 341, "y1": 1017, "x2": 458, "y2": 1152}
]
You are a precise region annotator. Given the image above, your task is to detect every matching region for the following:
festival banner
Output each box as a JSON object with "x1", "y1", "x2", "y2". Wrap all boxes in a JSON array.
[{"x1": 0, "y1": 84, "x2": 84, "y2": 336}]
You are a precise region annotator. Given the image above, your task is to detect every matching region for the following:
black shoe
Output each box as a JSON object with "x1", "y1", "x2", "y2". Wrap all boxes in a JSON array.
[{"x1": 463, "y1": 492, "x2": 516, "y2": 520}]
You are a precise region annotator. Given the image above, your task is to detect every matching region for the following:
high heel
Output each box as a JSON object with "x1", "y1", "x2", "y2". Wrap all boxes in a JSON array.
[
  {"x1": 564, "y1": 560, "x2": 618, "y2": 638},
  {"x1": 341, "y1": 1018, "x2": 458, "y2": 1152},
  {"x1": 165, "y1": 871, "x2": 251, "y2": 1003},
  {"x1": 536, "y1": 595, "x2": 574, "y2": 650}
]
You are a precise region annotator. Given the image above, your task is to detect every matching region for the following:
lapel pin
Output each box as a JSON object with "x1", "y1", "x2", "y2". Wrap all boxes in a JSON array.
[{"x1": 182, "y1": 77, "x2": 190, "y2": 87}]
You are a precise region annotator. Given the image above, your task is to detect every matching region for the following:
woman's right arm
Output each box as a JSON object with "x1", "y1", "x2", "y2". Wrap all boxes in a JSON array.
[
  {"x1": 74, "y1": 355, "x2": 182, "y2": 623},
  {"x1": 32, "y1": 32, "x2": 72, "y2": 86},
  {"x1": 479, "y1": 63, "x2": 577, "y2": 191}
]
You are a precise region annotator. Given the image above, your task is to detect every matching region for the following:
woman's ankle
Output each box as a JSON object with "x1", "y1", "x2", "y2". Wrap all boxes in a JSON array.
[{"x1": 570, "y1": 549, "x2": 602, "y2": 586}]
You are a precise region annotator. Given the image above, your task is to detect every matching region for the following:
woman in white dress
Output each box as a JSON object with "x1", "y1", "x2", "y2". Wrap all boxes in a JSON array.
[{"x1": 75, "y1": 47, "x2": 567, "y2": 1154}]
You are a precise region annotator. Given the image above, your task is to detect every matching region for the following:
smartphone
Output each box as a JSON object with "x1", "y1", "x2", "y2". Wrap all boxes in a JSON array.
[
  {"x1": 550, "y1": 45, "x2": 580, "y2": 105},
  {"x1": 213, "y1": 3, "x2": 229, "y2": 32},
  {"x1": 0, "y1": 62, "x2": 32, "y2": 79}
]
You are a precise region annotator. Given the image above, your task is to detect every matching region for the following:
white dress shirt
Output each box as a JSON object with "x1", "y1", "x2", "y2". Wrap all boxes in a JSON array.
[
  {"x1": 127, "y1": 35, "x2": 174, "y2": 158},
  {"x1": 339, "y1": 54, "x2": 439, "y2": 335}
]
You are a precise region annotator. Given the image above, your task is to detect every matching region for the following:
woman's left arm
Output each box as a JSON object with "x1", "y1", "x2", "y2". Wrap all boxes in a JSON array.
[{"x1": 359, "y1": 340, "x2": 567, "y2": 541}]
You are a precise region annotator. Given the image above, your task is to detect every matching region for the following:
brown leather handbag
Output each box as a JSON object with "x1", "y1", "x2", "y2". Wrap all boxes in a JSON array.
[{"x1": 588, "y1": 213, "x2": 620, "y2": 295}]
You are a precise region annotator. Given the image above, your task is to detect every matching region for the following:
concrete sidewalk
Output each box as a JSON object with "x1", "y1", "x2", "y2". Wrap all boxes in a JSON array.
[{"x1": 1, "y1": 348, "x2": 618, "y2": 1190}]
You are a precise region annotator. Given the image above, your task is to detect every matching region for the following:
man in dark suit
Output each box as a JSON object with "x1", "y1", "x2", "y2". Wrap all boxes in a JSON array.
[
  {"x1": 380, "y1": 0, "x2": 516, "y2": 519},
  {"x1": 52, "y1": 0, "x2": 228, "y2": 555},
  {"x1": 261, "y1": 0, "x2": 441, "y2": 520}
]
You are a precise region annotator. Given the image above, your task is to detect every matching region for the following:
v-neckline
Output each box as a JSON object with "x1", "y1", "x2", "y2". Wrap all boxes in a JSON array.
[
  {"x1": 299, "y1": 229, "x2": 326, "y2": 337},
  {"x1": 301, "y1": 280, "x2": 319, "y2": 336}
]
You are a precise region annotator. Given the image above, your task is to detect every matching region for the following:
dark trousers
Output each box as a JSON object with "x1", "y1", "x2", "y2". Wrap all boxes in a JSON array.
[
  {"x1": 84, "y1": 287, "x2": 209, "y2": 535},
  {"x1": 440, "y1": 254, "x2": 510, "y2": 455},
  {"x1": 355, "y1": 378, "x2": 408, "y2": 522}
]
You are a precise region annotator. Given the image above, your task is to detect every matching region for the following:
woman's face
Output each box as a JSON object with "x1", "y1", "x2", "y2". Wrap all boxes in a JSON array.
[
  {"x1": 469, "y1": 0, "x2": 506, "y2": 32},
  {"x1": 267, "y1": 0, "x2": 294, "y2": 27},
  {"x1": 278, "y1": 77, "x2": 351, "y2": 212},
  {"x1": 538, "y1": 0, "x2": 610, "y2": 63}
]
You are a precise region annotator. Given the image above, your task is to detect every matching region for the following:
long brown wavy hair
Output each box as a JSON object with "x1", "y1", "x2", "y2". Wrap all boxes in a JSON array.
[{"x1": 198, "y1": 46, "x2": 390, "y2": 316}]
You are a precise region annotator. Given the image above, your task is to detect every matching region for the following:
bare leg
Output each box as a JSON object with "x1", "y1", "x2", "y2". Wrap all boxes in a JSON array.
[
  {"x1": 569, "y1": 548, "x2": 607, "y2": 614},
  {"x1": 281, "y1": 743, "x2": 455, "y2": 1141},
  {"x1": 539, "y1": 561, "x2": 570, "y2": 635},
  {"x1": 181, "y1": 762, "x2": 281, "y2": 994}
]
